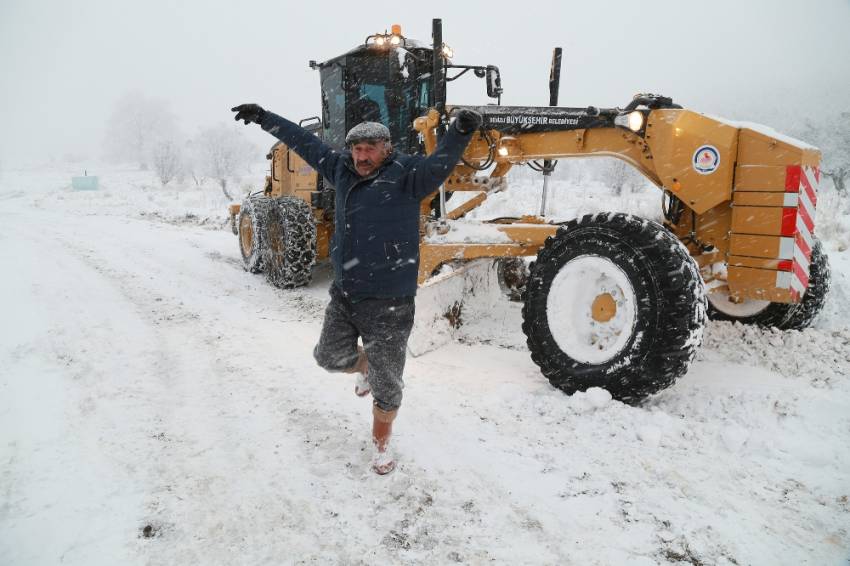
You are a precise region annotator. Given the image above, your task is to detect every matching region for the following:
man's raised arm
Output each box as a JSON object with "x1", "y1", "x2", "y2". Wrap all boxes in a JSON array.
[
  {"x1": 404, "y1": 109, "x2": 482, "y2": 200},
  {"x1": 231, "y1": 104, "x2": 341, "y2": 185}
]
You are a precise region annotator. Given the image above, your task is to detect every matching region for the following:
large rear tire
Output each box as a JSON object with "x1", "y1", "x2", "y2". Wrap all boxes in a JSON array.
[
  {"x1": 707, "y1": 238, "x2": 830, "y2": 331},
  {"x1": 264, "y1": 196, "x2": 317, "y2": 289},
  {"x1": 522, "y1": 213, "x2": 706, "y2": 404},
  {"x1": 237, "y1": 195, "x2": 274, "y2": 273}
]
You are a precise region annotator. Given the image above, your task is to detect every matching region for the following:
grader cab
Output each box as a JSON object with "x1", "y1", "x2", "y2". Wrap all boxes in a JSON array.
[{"x1": 227, "y1": 19, "x2": 829, "y2": 403}]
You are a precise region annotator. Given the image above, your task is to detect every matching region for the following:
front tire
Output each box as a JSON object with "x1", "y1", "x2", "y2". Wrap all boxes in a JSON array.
[
  {"x1": 707, "y1": 238, "x2": 830, "y2": 330},
  {"x1": 237, "y1": 195, "x2": 274, "y2": 273},
  {"x1": 263, "y1": 196, "x2": 317, "y2": 289},
  {"x1": 522, "y1": 213, "x2": 706, "y2": 403}
]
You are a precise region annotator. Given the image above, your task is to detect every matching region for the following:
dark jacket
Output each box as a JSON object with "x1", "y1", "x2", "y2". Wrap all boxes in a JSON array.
[{"x1": 260, "y1": 112, "x2": 473, "y2": 300}]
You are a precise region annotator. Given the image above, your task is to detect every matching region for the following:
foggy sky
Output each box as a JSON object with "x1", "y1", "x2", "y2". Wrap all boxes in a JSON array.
[{"x1": 1, "y1": 0, "x2": 849, "y2": 166}]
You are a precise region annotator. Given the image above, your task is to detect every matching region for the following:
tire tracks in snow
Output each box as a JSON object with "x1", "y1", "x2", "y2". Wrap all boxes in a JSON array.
[{"x1": 38, "y1": 216, "x2": 351, "y2": 563}]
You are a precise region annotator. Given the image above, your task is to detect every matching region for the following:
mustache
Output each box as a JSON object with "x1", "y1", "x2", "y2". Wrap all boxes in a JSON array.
[{"x1": 356, "y1": 159, "x2": 374, "y2": 167}]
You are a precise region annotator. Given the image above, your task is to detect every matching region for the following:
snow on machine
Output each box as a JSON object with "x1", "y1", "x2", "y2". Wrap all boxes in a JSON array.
[{"x1": 227, "y1": 19, "x2": 829, "y2": 403}]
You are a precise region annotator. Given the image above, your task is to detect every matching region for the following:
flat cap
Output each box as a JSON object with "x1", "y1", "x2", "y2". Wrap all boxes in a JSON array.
[{"x1": 345, "y1": 121, "x2": 391, "y2": 145}]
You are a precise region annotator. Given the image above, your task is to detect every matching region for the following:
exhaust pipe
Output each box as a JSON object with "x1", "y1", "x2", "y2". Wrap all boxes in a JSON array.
[
  {"x1": 540, "y1": 47, "x2": 562, "y2": 217},
  {"x1": 432, "y1": 18, "x2": 446, "y2": 114}
]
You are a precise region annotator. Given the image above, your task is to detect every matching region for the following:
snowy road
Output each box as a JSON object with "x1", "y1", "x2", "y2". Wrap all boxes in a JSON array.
[{"x1": 1, "y1": 175, "x2": 849, "y2": 565}]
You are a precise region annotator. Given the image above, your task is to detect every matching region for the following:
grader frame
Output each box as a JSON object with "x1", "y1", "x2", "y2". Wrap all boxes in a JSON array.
[{"x1": 414, "y1": 103, "x2": 821, "y2": 306}]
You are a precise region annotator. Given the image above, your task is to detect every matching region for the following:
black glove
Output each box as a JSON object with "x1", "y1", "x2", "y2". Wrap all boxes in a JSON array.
[
  {"x1": 454, "y1": 108, "x2": 483, "y2": 135},
  {"x1": 231, "y1": 104, "x2": 266, "y2": 125}
]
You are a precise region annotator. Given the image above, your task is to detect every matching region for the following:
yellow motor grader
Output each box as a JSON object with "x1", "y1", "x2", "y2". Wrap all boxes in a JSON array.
[{"x1": 227, "y1": 19, "x2": 829, "y2": 403}]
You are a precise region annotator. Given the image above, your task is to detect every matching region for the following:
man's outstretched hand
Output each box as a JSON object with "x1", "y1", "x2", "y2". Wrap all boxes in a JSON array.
[
  {"x1": 454, "y1": 108, "x2": 483, "y2": 135},
  {"x1": 231, "y1": 104, "x2": 266, "y2": 125}
]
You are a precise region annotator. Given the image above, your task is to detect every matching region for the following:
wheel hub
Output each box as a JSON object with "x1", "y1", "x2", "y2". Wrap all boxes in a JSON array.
[{"x1": 591, "y1": 292, "x2": 617, "y2": 322}]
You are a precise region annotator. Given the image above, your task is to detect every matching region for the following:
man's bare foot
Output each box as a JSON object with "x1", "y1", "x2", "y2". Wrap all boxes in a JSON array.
[
  {"x1": 371, "y1": 447, "x2": 396, "y2": 475},
  {"x1": 355, "y1": 372, "x2": 371, "y2": 397},
  {"x1": 372, "y1": 406, "x2": 397, "y2": 475}
]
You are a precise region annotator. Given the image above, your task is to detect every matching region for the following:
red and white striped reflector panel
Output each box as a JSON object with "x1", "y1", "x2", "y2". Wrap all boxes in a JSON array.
[{"x1": 776, "y1": 165, "x2": 819, "y2": 299}]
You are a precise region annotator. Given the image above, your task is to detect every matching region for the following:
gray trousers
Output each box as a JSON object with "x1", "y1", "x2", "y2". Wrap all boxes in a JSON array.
[{"x1": 313, "y1": 284, "x2": 415, "y2": 411}]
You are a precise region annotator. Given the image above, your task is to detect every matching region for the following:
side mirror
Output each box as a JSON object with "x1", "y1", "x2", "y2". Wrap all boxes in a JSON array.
[{"x1": 486, "y1": 66, "x2": 503, "y2": 99}]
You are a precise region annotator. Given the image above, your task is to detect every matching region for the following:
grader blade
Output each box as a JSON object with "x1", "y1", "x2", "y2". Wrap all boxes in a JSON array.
[{"x1": 408, "y1": 259, "x2": 504, "y2": 357}]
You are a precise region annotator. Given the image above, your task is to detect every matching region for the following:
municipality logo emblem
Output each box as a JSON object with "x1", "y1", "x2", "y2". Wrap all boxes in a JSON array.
[{"x1": 692, "y1": 145, "x2": 720, "y2": 175}]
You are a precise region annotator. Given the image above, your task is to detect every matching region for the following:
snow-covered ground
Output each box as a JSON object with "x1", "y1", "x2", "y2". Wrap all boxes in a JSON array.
[{"x1": 1, "y1": 164, "x2": 848, "y2": 565}]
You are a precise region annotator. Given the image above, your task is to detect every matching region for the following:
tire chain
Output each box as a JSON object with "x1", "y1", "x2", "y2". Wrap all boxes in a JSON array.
[{"x1": 263, "y1": 196, "x2": 317, "y2": 289}]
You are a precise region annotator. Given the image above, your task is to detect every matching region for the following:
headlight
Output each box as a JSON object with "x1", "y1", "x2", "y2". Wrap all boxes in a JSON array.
[
  {"x1": 375, "y1": 35, "x2": 386, "y2": 46},
  {"x1": 496, "y1": 136, "x2": 519, "y2": 159},
  {"x1": 390, "y1": 35, "x2": 401, "y2": 46},
  {"x1": 614, "y1": 110, "x2": 646, "y2": 133},
  {"x1": 441, "y1": 44, "x2": 454, "y2": 59},
  {"x1": 628, "y1": 110, "x2": 644, "y2": 132}
]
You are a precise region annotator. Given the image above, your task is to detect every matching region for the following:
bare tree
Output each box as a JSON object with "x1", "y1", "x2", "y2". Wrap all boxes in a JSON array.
[
  {"x1": 150, "y1": 137, "x2": 182, "y2": 186},
  {"x1": 103, "y1": 91, "x2": 177, "y2": 169},
  {"x1": 820, "y1": 112, "x2": 849, "y2": 194},
  {"x1": 182, "y1": 139, "x2": 207, "y2": 187},
  {"x1": 550, "y1": 158, "x2": 588, "y2": 186},
  {"x1": 570, "y1": 159, "x2": 588, "y2": 187},
  {"x1": 598, "y1": 158, "x2": 632, "y2": 196},
  {"x1": 193, "y1": 124, "x2": 256, "y2": 200},
  {"x1": 796, "y1": 112, "x2": 850, "y2": 195}
]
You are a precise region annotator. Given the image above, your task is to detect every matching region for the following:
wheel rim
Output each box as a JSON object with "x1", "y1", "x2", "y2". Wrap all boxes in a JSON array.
[
  {"x1": 239, "y1": 213, "x2": 254, "y2": 258},
  {"x1": 546, "y1": 255, "x2": 637, "y2": 364},
  {"x1": 707, "y1": 290, "x2": 770, "y2": 317}
]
